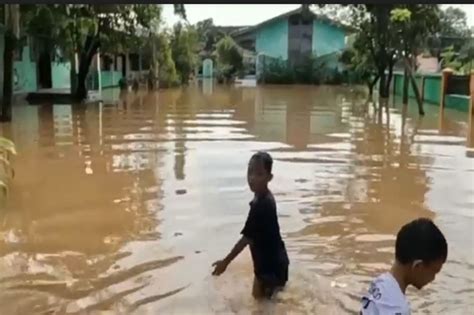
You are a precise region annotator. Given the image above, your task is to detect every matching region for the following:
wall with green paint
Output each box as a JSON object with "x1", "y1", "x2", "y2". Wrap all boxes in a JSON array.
[
  {"x1": 14, "y1": 45, "x2": 37, "y2": 93},
  {"x1": 393, "y1": 72, "x2": 470, "y2": 112},
  {"x1": 312, "y1": 21, "x2": 346, "y2": 57},
  {"x1": 52, "y1": 62, "x2": 71, "y2": 89},
  {"x1": 101, "y1": 71, "x2": 122, "y2": 87},
  {"x1": 445, "y1": 94, "x2": 470, "y2": 112},
  {"x1": 255, "y1": 19, "x2": 289, "y2": 60},
  {"x1": 393, "y1": 73, "x2": 428, "y2": 99},
  {"x1": 423, "y1": 75, "x2": 441, "y2": 104}
]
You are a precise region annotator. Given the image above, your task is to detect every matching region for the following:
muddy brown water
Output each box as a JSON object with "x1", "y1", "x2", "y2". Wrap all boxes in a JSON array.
[{"x1": 0, "y1": 83, "x2": 473, "y2": 314}]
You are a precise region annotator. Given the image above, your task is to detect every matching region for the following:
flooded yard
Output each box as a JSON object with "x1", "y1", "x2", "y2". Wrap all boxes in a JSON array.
[{"x1": 0, "y1": 83, "x2": 473, "y2": 314}]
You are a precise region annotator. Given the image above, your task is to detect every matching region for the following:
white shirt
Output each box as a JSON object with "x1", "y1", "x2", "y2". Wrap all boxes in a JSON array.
[{"x1": 360, "y1": 272, "x2": 411, "y2": 315}]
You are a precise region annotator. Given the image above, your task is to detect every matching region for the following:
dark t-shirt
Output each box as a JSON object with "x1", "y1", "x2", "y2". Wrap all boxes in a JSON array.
[{"x1": 241, "y1": 191, "x2": 289, "y2": 282}]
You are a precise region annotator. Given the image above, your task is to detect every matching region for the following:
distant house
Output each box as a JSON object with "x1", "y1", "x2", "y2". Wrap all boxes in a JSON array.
[
  {"x1": 0, "y1": 26, "x2": 149, "y2": 97},
  {"x1": 231, "y1": 7, "x2": 353, "y2": 67}
]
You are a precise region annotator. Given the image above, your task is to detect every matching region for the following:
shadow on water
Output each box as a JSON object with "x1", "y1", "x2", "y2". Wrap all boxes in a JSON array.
[{"x1": 0, "y1": 83, "x2": 472, "y2": 314}]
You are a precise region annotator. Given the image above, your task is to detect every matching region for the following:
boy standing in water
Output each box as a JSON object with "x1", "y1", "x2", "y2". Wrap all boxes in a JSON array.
[
  {"x1": 361, "y1": 218, "x2": 448, "y2": 314},
  {"x1": 212, "y1": 151, "x2": 289, "y2": 299}
]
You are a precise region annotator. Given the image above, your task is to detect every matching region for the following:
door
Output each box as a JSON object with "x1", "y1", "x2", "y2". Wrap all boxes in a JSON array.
[{"x1": 288, "y1": 14, "x2": 313, "y2": 67}]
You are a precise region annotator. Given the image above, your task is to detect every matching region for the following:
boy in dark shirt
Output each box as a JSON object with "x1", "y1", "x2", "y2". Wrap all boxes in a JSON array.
[{"x1": 212, "y1": 151, "x2": 289, "y2": 299}]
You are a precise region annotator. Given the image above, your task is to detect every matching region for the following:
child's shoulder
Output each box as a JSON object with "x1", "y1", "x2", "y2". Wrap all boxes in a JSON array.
[
  {"x1": 361, "y1": 273, "x2": 410, "y2": 315},
  {"x1": 255, "y1": 192, "x2": 276, "y2": 208}
]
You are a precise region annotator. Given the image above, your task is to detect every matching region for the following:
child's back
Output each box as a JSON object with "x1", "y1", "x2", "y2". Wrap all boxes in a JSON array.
[{"x1": 360, "y1": 218, "x2": 448, "y2": 315}]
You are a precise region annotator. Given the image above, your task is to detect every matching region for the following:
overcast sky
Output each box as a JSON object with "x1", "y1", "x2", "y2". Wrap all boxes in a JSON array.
[{"x1": 162, "y1": 4, "x2": 474, "y2": 28}]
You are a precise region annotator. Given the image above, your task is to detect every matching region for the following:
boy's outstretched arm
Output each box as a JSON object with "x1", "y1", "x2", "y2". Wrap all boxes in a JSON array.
[{"x1": 212, "y1": 236, "x2": 251, "y2": 276}]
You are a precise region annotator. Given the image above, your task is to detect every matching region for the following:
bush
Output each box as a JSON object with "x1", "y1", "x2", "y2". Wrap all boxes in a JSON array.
[
  {"x1": 156, "y1": 33, "x2": 180, "y2": 88},
  {"x1": 260, "y1": 55, "x2": 347, "y2": 85},
  {"x1": 215, "y1": 36, "x2": 243, "y2": 82}
]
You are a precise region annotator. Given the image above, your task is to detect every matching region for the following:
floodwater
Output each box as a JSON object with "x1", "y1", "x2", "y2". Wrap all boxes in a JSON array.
[{"x1": 0, "y1": 83, "x2": 473, "y2": 314}]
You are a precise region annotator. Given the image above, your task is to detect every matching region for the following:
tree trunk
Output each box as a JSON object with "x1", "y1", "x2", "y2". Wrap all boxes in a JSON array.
[
  {"x1": 74, "y1": 35, "x2": 100, "y2": 101},
  {"x1": 1, "y1": 30, "x2": 14, "y2": 122},
  {"x1": 405, "y1": 58, "x2": 424, "y2": 115},
  {"x1": 402, "y1": 67, "x2": 409, "y2": 105},
  {"x1": 378, "y1": 68, "x2": 388, "y2": 98},
  {"x1": 70, "y1": 53, "x2": 77, "y2": 95},
  {"x1": 384, "y1": 58, "x2": 395, "y2": 97},
  {"x1": 1, "y1": 4, "x2": 19, "y2": 122},
  {"x1": 367, "y1": 74, "x2": 380, "y2": 99}
]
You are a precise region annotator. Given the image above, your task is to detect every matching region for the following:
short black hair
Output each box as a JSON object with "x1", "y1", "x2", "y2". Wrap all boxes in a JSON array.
[
  {"x1": 250, "y1": 151, "x2": 273, "y2": 174},
  {"x1": 395, "y1": 218, "x2": 448, "y2": 265}
]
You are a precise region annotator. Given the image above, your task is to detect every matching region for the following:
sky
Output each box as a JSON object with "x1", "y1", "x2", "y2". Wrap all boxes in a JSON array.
[{"x1": 162, "y1": 4, "x2": 474, "y2": 28}]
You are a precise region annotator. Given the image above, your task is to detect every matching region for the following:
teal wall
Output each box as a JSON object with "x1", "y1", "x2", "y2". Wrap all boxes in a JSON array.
[
  {"x1": 445, "y1": 94, "x2": 470, "y2": 112},
  {"x1": 14, "y1": 45, "x2": 37, "y2": 93},
  {"x1": 52, "y1": 62, "x2": 71, "y2": 89},
  {"x1": 255, "y1": 17, "x2": 347, "y2": 62},
  {"x1": 202, "y1": 58, "x2": 213, "y2": 78},
  {"x1": 101, "y1": 70, "x2": 122, "y2": 88},
  {"x1": 423, "y1": 75, "x2": 441, "y2": 104},
  {"x1": 312, "y1": 21, "x2": 346, "y2": 57},
  {"x1": 256, "y1": 19, "x2": 288, "y2": 60}
]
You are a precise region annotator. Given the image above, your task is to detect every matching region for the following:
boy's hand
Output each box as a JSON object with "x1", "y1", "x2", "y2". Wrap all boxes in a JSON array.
[{"x1": 212, "y1": 259, "x2": 228, "y2": 276}]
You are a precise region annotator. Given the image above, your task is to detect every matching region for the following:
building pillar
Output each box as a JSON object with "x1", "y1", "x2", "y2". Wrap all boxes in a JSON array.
[
  {"x1": 468, "y1": 71, "x2": 474, "y2": 147},
  {"x1": 440, "y1": 68, "x2": 453, "y2": 115}
]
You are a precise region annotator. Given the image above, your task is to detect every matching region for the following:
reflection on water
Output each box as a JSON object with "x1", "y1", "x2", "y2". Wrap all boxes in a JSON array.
[{"x1": 0, "y1": 85, "x2": 473, "y2": 314}]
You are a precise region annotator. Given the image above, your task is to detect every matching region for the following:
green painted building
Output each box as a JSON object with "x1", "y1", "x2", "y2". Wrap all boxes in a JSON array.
[
  {"x1": 232, "y1": 7, "x2": 351, "y2": 69},
  {"x1": 0, "y1": 29, "x2": 149, "y2": 96}
]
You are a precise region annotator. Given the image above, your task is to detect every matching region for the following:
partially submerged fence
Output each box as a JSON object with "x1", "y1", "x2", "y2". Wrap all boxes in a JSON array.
[{"x1": 392, "y1": 71, "x2": 472, "y2": 112}]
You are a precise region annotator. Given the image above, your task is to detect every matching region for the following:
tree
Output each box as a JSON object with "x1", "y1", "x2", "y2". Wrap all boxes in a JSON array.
[
  {"x1": 1, "y1": 4, "x2": 20, "y2": 122},
  {"x1": 391, "y1": 5, "x2": 440, "y2": 115},
  {"x1": 440, "y1": 45, "x2": 462, "y2": 71},
  {"x1": 155, "y1": 31, "x2": 179, "y2": 88},
  {"x1": 333, "y1": 4, "x2": 398, "y2": 98},
  {"x1": 439, "y1": 6, "x2": 471, "y2": 38},
  {"x1": 195, "y1": 18, "x2": 223, "y2": 55},
  {"x1": 171, "y1": 22, "x2": 199, "y2": 85},
  {"x1": 459, "y1": 41, "x2": 474, "y2": 74},
  {"x1": 340, "y1": 41, "x2": 379, "y2": 98},
  {"x1": 215, "y1": 36, "x2": 243, "y2": 82},
  {"x1": 320, "y1": 4, "x2": 441, "y2": 105}
]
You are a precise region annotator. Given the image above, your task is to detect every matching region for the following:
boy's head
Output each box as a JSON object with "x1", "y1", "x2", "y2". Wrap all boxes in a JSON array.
[
  {"x1": 247, "y1": 151, "x2": 273, "y2": 194},
  {"x1": 395, "y1": 218, "x2": 448, "y2": 289}
]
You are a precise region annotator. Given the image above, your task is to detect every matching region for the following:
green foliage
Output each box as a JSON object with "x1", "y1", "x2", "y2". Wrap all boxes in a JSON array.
[
  {"x1": 390, "y1": 5, "x2": 440, "y2": 57},
  {"x1": 195, "y1": 18, "x2": 225, "y2": 56},
  {"x1": 439, "y1": 6, "x2": 472, "y2": 38},
  {"x1": 340, "y1": 47, "x2": 374, "y2": 85},
  {"x1": 0, "y1": 137, "x2": 17, "y2": 201},
  {"x1": 215, "y1": 36, "x2": 243, "y2": 81},
  {"x1": 441, "y1": 46, "x2": 462, "y2": 71},
  {"x1": 171, "y1": 22, "x2": 199, "y2": 85},
  {"x1": 155, "y1": 31, "x2": 179, "y2": 88},
  {"x1": 261, "y1": 55, "x2": 343, "y2": 85},
  {"x1": 441, "y1": 42, "x2": 474, "y2": 74}
]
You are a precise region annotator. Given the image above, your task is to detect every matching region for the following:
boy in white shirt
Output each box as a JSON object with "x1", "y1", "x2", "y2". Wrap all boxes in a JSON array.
[{"x1": 360, "y1": 218, "x2": 448, "y2": 315}]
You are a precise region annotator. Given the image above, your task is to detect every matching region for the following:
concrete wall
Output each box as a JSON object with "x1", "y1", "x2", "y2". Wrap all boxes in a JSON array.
[
  {"x1": 312, "y1": 21, "x2": 346, "y2": 57},
  {"x1": 255, "y1": 19, "x2": 289, "y2": 60}
]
